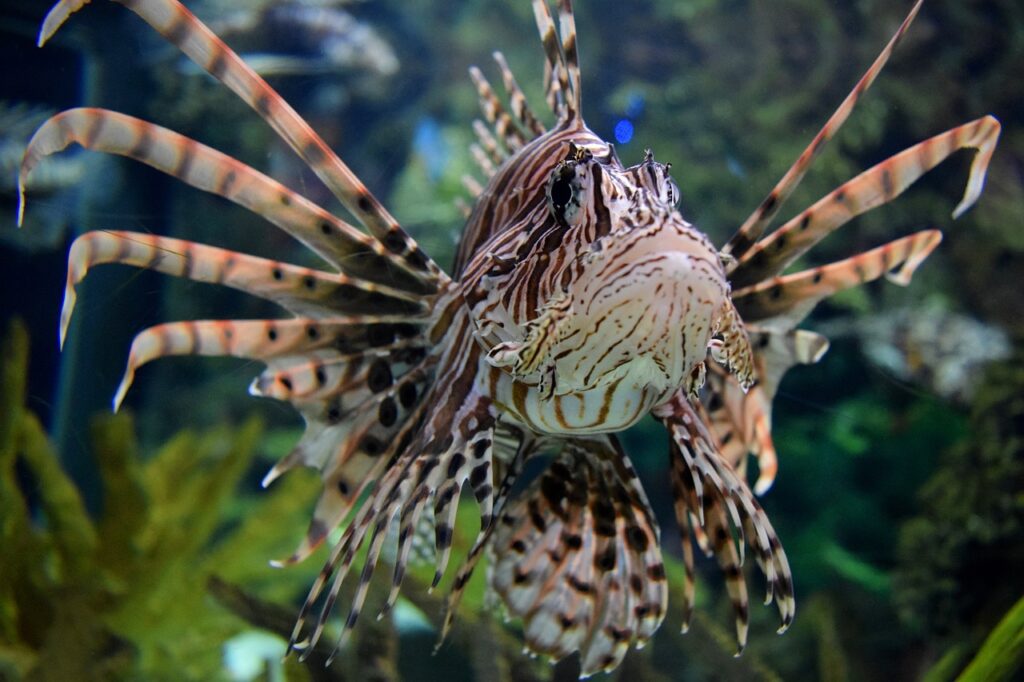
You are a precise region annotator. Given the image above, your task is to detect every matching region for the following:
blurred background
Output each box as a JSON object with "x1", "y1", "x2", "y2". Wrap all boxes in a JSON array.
[{"x1": 0, "y1": 0, "x2": 1021, "y2": 680}]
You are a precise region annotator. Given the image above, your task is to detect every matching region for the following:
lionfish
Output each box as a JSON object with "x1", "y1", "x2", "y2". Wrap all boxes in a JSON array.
[{"x1": 18, "y1": 0, "x2": 998, "y2": 676}]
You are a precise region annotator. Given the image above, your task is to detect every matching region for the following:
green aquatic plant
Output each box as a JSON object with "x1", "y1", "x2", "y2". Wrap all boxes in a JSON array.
[
  {"x1": 953, "y1": 595, "x2": 1024, "y2": 682},
  {"x1": 893, "y1": 354, "x2": 1024, "y2": 675},
  {"x1": 0, "y1": 319, "x2": 323, "y2": 680}
]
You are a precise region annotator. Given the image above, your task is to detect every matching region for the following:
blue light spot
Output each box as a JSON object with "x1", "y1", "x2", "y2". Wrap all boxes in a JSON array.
[{"x1": 614, "y1": 119, "x2": 634, "y2": 144}]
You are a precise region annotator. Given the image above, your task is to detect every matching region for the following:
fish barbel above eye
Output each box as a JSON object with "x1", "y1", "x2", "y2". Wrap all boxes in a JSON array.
[{"x1": 473, "y1": 139, "x2": 754, "y2": 433}]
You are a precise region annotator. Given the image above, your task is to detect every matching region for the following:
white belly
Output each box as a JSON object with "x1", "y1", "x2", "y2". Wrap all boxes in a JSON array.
[{"x1": 481, "y1": 360, "x2": 666, "y2": 435}]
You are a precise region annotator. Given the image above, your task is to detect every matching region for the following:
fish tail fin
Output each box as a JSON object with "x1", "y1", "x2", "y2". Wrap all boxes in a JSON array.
[{"x1": 488, "y1": 436, "x2": 668, "y2": 677}]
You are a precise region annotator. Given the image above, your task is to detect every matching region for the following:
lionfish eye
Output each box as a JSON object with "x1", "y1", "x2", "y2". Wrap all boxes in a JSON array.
[
  {"x1": 547, "y1": 162, "x2": 583, "y2": 224},
  {"x1": 550, "y1": 175, "x2": 574, "y2": 209}
]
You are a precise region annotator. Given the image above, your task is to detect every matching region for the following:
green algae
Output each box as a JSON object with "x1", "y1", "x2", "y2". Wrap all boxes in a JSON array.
[{"x1": 0, "y1": 320, "x2": 323, "y2": 681}]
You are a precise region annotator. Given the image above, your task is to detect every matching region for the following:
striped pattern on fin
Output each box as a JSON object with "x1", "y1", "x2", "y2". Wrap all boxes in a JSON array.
[
  {"x1": 57, "y1": 230, "x2": 424, "y2": 346},
  {"x1": 437, "y1": 429, "x2": 534, "y2": 646},
  {"x1": 655, "y1": 394, "x2": 794, "y2": 649},
  {"x1": 723, "y1": 0, "x2": 924, "y2": 260},
  {"x1": 469, "y1": 66, "x2": 526, "y2": 153},
  {"x1": 113, "y1": 316, "x2": 425, "y2": 411},
  {"x1": 16, "y1": 107, "x2": 432, "y2": 293},
  {"x1": 733, "y1": 230, "x2": 942, "y2": 328},
  {"x1": 493, "y1": 51, "x2": 546, "y2": 137},
  {"x1": 556, "y1": 0, "x2": 581, "y2": 115},
  {"x1": 463, "y1": 47, "x2": 555, "y2": 199},
  {"x1": 531, "y1": 0, "x2": 571, "y2": 120},
  {"x1": 488, "y1": 436, "x2": 667, "y2": 676},
  {"x1": 36, "y1": 0, "x2": 443, "y2": 284},
  {"x1": 730, "y1": 115, "x2": 1001, "y2": 289},
  {"x1": 275, "y1": 370, "x2": 434, "y2": 566},
  {"x1": 472, "y1": 120, "x2": 504, "y2": 169},
  {"x1": 704, "y1": 328, "x2": 830, "y2": 494},
  {"x1": 287, "y1": 388, "x2": 498, "y2": 662},
  {"x1": 105, "y1": 306, "x2": 435, "y2": 568},
  {"x1": 249, "y1": 343, "x2": 427, "y2": 405}
]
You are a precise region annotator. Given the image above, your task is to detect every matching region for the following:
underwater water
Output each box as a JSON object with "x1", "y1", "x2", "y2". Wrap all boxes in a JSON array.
[{"x1": 0, "y1": 0, "x2": 1022, "y2": 680}]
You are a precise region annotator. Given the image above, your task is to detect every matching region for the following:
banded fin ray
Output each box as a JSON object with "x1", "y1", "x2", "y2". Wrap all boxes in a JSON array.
[
  {"x1": 469, "y1": 66, "x2": 527, "y2": 153},
  {"x1": 556, "y1": 0, "x2": 582, "y2": 115},
  {"x1": 437, "y1": 430, "x2": 531, "y2": 645},
  {"x1": 730, "y1": 115, "x2": 1001, "y2": 289},
  {"x1": 17, "y1": 108, "x2": 432, "y2": 293},
  {"x1": 655, "y1": 394, "x2": 795, "y2": 648},
  {"x1": 37, "y1": 0, "x2": 444, "y2": 285},
  {"x1": 724, "y1": 0, "x2": 924, "y2": 259},
  {"x1": 57, "y1": 230, "x2": 424, "y2": 347},
  {"x1": 493, "y1": 51, "x2": 547, "y2": 137},
  {"x1": 531, "y1": 0, "x2": 573, "y2": 120},
  {"x1": 472, "y1": 119, "x2": 505, "y2": 170},
  {"x1": 488, "y1": 436, "x2": 667, "y2": 677},
  {"x1": 273, "y1": 361, "x2": 435, "y2": 566},
  {"x1": 113, "y1": 316, "x2": 425, "y2": 411},
  {"x1": 733, "y1": 229, "x2": 942, "y2": 328},
  {"x1": 287, "y1": 377, "x2": 499, "y2": 662}
]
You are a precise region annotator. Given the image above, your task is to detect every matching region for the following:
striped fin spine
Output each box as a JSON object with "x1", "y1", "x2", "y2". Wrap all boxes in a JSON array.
[
  {"x1": 463, "y1": 47, "x2": 554, "y2": 199},
  {"x1": 655, "y1": 394, "x2": 794, "y2": 650},
  {"x1": 493, "y1": 51, "x2": 547, "y2": 137},
  {"x1": 458, "y1": 2, "x2": 581, "y2": 239},
  {"x1": 56, "y1": 231, "x2": 424, "y2": 347},
  {"x1": 461, "y1": 174, "x2": 484, "y2": 200},
  {"x1": 17, "y1": 108, "x2": 432, "y2": 293},
  {"x1": 244, "y1": 307, "x2": 434, "y2": 565},
  {"x1": 34, "y1": 0, "x2": 443, "y2": 286},
  {"x1": 471, "y1": 120, "x2": 504, "y2": 170},
  {"x1": 102, "y1": 302, "x2": 434, "y2": 568},
  {"x1": 556, "y1": 0, "x2": 582, "y2": 116},
  {"x1": 487, "y1": 437, "x2": 667, "y2": 676},
  {"x1": 723, "y1": 0, "x2": 924, "y2": 259},
  {"x1": 105, "y1": 308, "x2": 435, "y2": 568},
  {"x1": 531, "y1": 0, "x2": 574, "y2": 121},
  {"x1": 468, "y1": 66, "x2": 527, "y2": 154},
  {"x1": 703, "y1": 329, "x2": 830, "y2": 495},
  {"x1": 437, "y1": 429, "x2": 533, "y2": 645},
  {"x1": 733, "y1": 230, "x2": 943, "y2": 328},
  {"x1": 112, "y1": 316, "x2": 423, "y2": 411},
  {"x1": 273, "y1": 362, "x2": 435, "y2": 566},
  {"x1": 730, "y1": 116, "x2": 1000, "y2": 290},
  {"x1": 287, "y1": 334, "x2": 501, "y2": 662}
]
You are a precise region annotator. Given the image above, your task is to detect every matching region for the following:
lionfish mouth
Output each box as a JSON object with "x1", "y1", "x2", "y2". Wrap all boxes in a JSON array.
[{"x1": 17, "y1": 0, "x2": 998, "y2": 678}]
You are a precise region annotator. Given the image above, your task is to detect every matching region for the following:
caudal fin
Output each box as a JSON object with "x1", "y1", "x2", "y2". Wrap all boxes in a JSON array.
[{"x1": 488, "y1": 436, "x2": 667, "y2": 677}]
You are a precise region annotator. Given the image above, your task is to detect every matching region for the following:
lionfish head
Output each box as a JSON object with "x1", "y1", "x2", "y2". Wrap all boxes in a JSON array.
[{"x1": 473, "y1": 132, "x2": 753, "y2": 416}]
